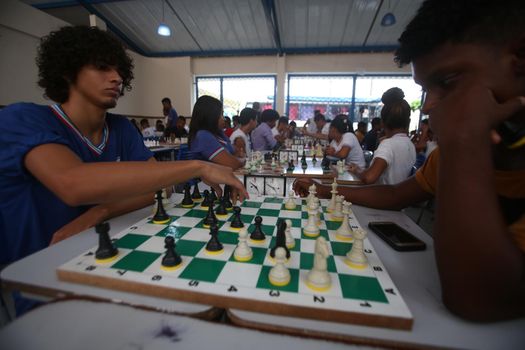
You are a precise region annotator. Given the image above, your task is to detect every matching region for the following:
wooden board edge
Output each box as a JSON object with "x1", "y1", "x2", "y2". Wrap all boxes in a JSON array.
[{"x1": 57, "y1": 268, "x2": 412, "y2": 331}]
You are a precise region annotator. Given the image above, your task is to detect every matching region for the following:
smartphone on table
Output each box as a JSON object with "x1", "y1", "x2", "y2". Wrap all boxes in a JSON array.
[{"x1": 368, "y1": 221, "x2": 426, "y2": 252}]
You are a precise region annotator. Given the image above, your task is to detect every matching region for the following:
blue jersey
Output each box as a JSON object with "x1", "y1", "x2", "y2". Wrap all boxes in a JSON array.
[
  {"x1": 0, "y1": 103, "x2": 153, "y2": 265},
  {"x1": 190, "y1": 130, "x2": 234, "y2": 161}
]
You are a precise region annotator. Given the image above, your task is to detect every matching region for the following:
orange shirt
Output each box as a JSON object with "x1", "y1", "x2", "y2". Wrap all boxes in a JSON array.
[{"x1": 415, "y1": 148, "x2": 525, "y2": 252}]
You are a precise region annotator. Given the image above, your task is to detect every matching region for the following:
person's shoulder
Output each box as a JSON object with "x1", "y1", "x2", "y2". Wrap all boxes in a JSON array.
[{"x1": 0, "y1": 102, "x2": 55, "y2": 127}]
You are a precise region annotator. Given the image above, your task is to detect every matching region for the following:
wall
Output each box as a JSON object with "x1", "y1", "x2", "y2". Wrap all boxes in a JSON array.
[{"x1": 0, "y1": 0, "x2": 410, "y2": 117}]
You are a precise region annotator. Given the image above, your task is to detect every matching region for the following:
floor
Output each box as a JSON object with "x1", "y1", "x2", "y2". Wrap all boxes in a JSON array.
[{"x1": 403, "y1": 202, "x2": 434, "y2": 237}]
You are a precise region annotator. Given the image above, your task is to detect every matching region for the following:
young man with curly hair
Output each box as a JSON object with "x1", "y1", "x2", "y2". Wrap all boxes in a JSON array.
[
  {"x1": 0, "y1": 26, "x2": 247, "y2": 311},
  {"x1": 294, "y1": 0, "x2": 525, "y2": 321}
]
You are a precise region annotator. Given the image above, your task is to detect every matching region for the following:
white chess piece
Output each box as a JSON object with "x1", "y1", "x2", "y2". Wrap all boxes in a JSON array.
[
  {"x1": 303, "y1": 200, "x2": 320, "y2": 237},
  {"x1": 327, "y1": 180, "x2": 338, "y2": 213},
  {"x1": 306, "y1": 237, "x2": 332, "y2": 291},
  {"x1": 331, "y1": 195, "x2": 344, "y2": 221},
  {"x1": 337, "y1": 160, "x2": 345, "y2": 175},
  {"x1": 307, "y1": 183, "x2": 317, "y2": 207},
  {"x1": 335, "y1": 201, "x2": 353, "y2": 241},
  {"x1": 268, "y1": 247, "x2": 291, "y2": 286},
  {"x1": 284, "y1": 219, "x2": 295, "y2": 249},
  {"x1": 233, "y1": 227, "x2": 253, "y2": 262},
  {"x1": 284, "y1": 191, "x2": 297, "y2": 210},
  {"x1": 345, "y1": 228, "x2": 368, "y2": 268}
]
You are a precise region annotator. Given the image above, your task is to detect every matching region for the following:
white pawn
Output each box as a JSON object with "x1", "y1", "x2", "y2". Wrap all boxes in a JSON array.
[
  {"x1": 268, "y1": 247, "x2": 290, "y2": 286},
  {"x1": 233, "y1": 227, "x2": 253, "y2": 262},
  {"x1": 345, "y1": 228, "x2": 368, "y2": 269},
  {"x1": 284, "y1": 219, "x2": 295, "y2": 249},
  {"x1": 303, "y1": 200, "x2": 320, "y2": 237},
  {"x1": 331, "y1": 195, "x2": 344, "y2": 221},
  {"x1": 336, "y1": 201, "x2": 353, "y2": 241},
  {"x1": 327, "y1": 180, "x2": 338, "y2": 213},
  {"x1": 337, "y1": 160, "x2": 345, "y2": 175},
  {"x1": 285, "y1": 191, "x2": 297, "y2": 210},
  {"x1": 306, "y1": 237, "x2": 332, "y2": 291},
  {"x1": 307, "y1": 183, "x2": 317, "y2": 207}
]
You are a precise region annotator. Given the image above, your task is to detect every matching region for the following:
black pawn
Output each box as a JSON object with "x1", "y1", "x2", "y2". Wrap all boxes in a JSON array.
[
  {"x1": 95, "y1": 222, "x2": 118, "y2": 260},
  {"x1": 215, "y1": 196, "x2": 227, "y2": 216},
  {"x1": 205, "y1": 224, "x2": 223, "y2": 252},
  {"x1": 209, "y1": 187, "x2": 218, "y2": 203},
  {"x1": 230, "y1": 206, "x2": 244, "y2": 229},
  {"x1": 153, "y1": 190, "x2": 170, "y2": 224},
  {"x1": 181, "y1": 183, "x2": 194, "y2": 208},
  {"x1": 250, "y1": 216, "x2": 265, "y2": 241},
  {"x1": 312, "y1": 153, "x2": 317, "y2": 164},
  {"x1": 162, "y1": 236, "x2": 182, "y2": 268},
  {"x1": 201, "y1": 189, "x2": 211, "y2": 208},
  {"x1": 270, "y1": 219, "x2": 290, "y2": 259},
  {"x1": 203, "y1": 201, "x2": 217, "y2": 227},
  {"x1": 191, "y1": 183, "x2": 202, "y2": 201},
  {"x1": 223, "y1": 185, "x2": 233, "y2": 210},
  {"x1": 301, "y1": 151, "x2": 307, "y2": 166}
]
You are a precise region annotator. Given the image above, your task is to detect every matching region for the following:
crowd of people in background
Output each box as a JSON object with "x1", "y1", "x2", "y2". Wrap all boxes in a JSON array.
[{"x1": 130, "y1": 88, "x2": 435, "y2": 187}]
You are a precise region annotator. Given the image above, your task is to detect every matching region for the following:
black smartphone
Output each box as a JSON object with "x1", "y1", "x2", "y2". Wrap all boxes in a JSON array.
[{"x1": 368, "y1": 221, "x2": 426, "y2": 252}]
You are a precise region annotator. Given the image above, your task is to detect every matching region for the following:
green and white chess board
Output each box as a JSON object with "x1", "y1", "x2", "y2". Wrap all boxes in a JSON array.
[{"x1": 57, "y1": 196, "x2": 413, "y2": 329}]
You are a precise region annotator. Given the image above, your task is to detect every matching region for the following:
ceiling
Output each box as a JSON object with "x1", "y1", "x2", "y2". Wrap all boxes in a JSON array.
[{"x1": 21, "y1": 0, "x2": 424, "y2": 57}]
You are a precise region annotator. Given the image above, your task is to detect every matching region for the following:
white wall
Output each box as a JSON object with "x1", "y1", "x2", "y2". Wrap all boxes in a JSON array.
[{"x1": 0, "y1": 0, "x2": 411, "y2": 118}]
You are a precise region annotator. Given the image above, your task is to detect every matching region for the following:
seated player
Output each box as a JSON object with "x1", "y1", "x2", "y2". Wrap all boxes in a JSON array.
[
  {"x1": 302, "y1": 113, "x2": 330, "y2": 141},
  {"x1": 166, "y1": 116, "x2": 189, "y2": 139},
  {"x1": 287, "y1": 121, "x2": 302, "y2": 139},
  {"x1": 295, "y1": 0, "x2": 525, "y2": 322},
  {"x1": 251, "y1": 109, "x2": 285, "y2": 152},
  {"x1": 140, "y1": 118, "x2": 156, "y2": 138},
  {"x1": 363, "y1": 117, "x2": 382, "y2": 152},
  {"x1": 0, "y1": 26, "x2": 247, "y2": 314},
  {"x1": 272, "y1": 116, "x2": 289, "y2": 140},
  {"x1": 355, "y1": 121, "x2": 367, "y2": 145},
  {"x1": 347, "y1": 88, "x2": 416, "y2": 185},
  {"x1": 188, "y1": 95, "x2": 243, "y2": 169},
  {"x1": 230, "y1": 107, "x2": 257, "y2": 161},
  {"x1": 325, "y1": 115, "x2": 365, "y2": 168}
]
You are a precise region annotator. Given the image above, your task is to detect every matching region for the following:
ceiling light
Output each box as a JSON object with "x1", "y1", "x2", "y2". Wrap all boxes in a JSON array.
[
  {"x1": 381, "y1": 12, "x2": 396, "y2": 26},
  {"x1": 157, "y1": 23, "x2": 171, "y2": 36},
  {"x1": 157, "y1": 0, "x2": 171, "y2": 36}
]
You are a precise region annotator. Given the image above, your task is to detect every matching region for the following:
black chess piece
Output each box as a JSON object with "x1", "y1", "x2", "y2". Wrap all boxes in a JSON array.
[
  {"x1": 270, "y1": 219, "x2": 290, "y2": 259},
  {"x1": 301, "y1": 151, "x2": 307, "y2": 166},
  {"x1": 215, "y1": 196, "x2": 227, "y2": 216},
  {"x1": 95, "y1": 222, "x2": 118, "y2": 260},
  {"x1": 191, "y1": 183, "x2": 202, "y2": 201},
  {"x1": 161, "y1": 236, "x2": 182, "y2": 268},
  {"x1": 312, "y1": 153, "x2": 317, "y2": 165},
  {"x1": 321, "y1": 152, "x2": 330, "y2": 171},
  {"x1": 223, "y1": 185, "x2": 233, "y2": 210},
  {"x1": 201, "y1": 189, "x2": 211, "y2": 208},
  {"x1": 203, "y1": 200, "x2": 217, "y2": 228},
  {"x1": 205, "y1": 224, "x2": 223, "y2": 252},
  {"x1": 153, "y1": 190, "x2": 170, "y2": 224},
  {"x1": 287, "y1": 159, "x2": 295, "y2": 172},
  {"x1": 249, "y1": 216, "x2": 265, "y2": 241},
  {"x1": 209, "y1": 187, "x2": 218, "y2": 203},
  {"x1": 181, "y1": 183, "x2": 194, "y2": 208},
  {"x1": 230, "y1": 206, "x2": 244, "y2": 229}
]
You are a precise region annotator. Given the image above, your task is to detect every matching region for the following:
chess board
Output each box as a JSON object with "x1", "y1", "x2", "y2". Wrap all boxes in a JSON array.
[{"x1": 57, "y1": 196, "x2": 413, "y2": 330}]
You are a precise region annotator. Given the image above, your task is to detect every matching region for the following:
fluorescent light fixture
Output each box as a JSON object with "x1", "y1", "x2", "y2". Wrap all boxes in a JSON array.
[
  {"x1": 381, "y1": 12, "x2": 396, "y2": 27},
  {"x1": 157, "y1": 23, "x2": 171, "y2": 36}
]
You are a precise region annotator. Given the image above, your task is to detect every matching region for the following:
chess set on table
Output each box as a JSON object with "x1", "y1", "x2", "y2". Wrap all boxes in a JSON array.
[{"x1": 57, "y1": 184, "x2": 413, "y2": 330}]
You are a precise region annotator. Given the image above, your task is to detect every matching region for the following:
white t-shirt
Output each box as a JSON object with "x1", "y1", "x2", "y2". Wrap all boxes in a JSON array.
[
  {"x1": 230, "y1": 128, "x2": 251, "y2": 157},
  {"x1": 372, "y1": 133, "x2": 416, "y2": 185},
  {"x1": 142, "y1": 127, "x2": 156, "y2": 138},
  {"x1": 329, "y1": 132, "x2": 365, "y2": 168}
]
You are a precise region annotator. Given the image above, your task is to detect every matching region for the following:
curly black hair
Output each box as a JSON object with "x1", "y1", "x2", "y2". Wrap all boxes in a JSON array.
[
  {"x1": 36, "y1": 26, "x2": 134, "y2": 103},
  {"x1": 380, "y1": 87, "x2": 411, "y2": 130},
  {"x1": 395, "y1": 0, "x2": 525, "y2": 67}
]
